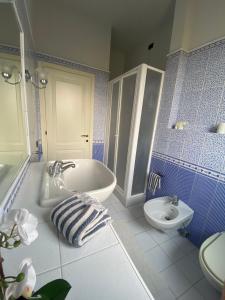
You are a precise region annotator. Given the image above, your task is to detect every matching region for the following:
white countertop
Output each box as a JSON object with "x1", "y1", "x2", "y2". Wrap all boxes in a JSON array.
[{"x1": 3, "y1": 162, "x2": 154, "y2": 300}]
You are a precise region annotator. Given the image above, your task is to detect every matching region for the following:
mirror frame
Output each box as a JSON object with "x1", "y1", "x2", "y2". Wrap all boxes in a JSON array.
[{"x1": 1, "y1": 1, "x2": 31, "y2": 213}]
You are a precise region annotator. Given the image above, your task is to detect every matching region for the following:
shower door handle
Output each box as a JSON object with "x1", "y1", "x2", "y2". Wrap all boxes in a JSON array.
[{"x1": 81, "y1": 134, "x2": 88, "y2": 137}]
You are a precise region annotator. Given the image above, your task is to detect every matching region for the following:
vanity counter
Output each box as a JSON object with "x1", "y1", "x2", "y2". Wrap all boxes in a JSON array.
[{"x1": 3, "y1": 162, "x2": 154, "y2": 300}]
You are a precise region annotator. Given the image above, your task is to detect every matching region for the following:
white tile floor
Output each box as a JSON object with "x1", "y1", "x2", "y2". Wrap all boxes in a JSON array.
[
  {"x1": 104, "y1": 194, "x2": 222, "y2": 300},
  {"x1": 4, "y1": 163, "x2": 222, "y2": 300},
  {"x1": 3, "y1": 164, "x2": 154, "y2": 300}
]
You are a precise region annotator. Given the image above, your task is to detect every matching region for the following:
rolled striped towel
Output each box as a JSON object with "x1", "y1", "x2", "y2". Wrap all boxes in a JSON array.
[
  {"x1": 148, "y1": 172, "x2": 161, "y2": 195},
  {"x1": 51, "y1": 193, "x2": 111, "y2": 247}
]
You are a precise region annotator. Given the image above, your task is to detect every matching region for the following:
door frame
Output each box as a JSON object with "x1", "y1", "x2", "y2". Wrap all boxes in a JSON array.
[{"x1": 39, "y1": 62, "x2": 95, "y2": 161}]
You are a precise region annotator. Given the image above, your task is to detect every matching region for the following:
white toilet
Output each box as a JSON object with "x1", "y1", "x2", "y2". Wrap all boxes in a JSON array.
[{"x1": 199, "y1": 232, "x2": 225, "y2": 291}]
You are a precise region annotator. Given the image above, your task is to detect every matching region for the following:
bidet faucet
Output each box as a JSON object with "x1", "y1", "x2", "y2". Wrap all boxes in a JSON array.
[
  {"x1": 48, "y1": 160, "x2": 75, "y2": 177},
  {"x1": 170, "y1": 195, "x2": 179, "y2": 206}
]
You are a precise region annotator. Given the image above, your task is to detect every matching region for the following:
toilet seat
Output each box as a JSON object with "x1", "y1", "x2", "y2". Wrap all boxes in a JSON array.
[{"x1": 199, "y1": 232, "x2": 225, "y2": 291}]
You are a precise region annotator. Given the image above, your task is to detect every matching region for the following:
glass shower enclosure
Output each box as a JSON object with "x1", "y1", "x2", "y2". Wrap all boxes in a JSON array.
[{"x1": 105, "y1": 64, "x2": 164, "y2": 206}]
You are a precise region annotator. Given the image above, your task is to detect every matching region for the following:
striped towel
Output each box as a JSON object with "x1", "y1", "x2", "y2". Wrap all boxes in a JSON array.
[
  {"x1": 148, "y1": 172, "x2": 161, "y2": 195},
  {"x1": 51, "y1": 193, "x2": 111, "y2": 247}
]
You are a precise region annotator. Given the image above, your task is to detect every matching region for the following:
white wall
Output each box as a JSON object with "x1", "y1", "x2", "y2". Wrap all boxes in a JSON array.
[
  {"x1": 170, "y1": 0, "x2": 225, "y2": 52},
  {"x1": 31, "y1": 1, "x2": 111, "y2": 71}
]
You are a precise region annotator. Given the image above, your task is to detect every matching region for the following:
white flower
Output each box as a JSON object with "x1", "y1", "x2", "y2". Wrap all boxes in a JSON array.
[
  {"x1": 1, "y1": 209, "x2": 38, "y2": 245},
  {"x1": 4, "y1": 258, "x2": 36, "y2": 300}
]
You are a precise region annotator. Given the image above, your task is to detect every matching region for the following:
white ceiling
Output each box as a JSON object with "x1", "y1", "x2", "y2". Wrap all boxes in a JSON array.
[{"x1": 54, "y1": 0, "x2": 174, "y2": 50}]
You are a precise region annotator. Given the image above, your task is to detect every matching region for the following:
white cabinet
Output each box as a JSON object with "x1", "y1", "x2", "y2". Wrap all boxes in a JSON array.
[{"x1": 105, "y1": 64, "x2": 164, "y2": 206}]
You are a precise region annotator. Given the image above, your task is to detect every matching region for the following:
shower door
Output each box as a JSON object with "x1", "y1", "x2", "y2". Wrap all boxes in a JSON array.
[
  {"x1": 106, "y1": 64, "x2": 164, "y2": 206},
  {"x1": 116, "y1": 74, "x2": 137, "y2": 191},
  {"x1": 107, "y1": 81, "x2": 120, "y2": 172},
  {"x1": 131, "y1": 68, "x2": 163, "y2": 196},
  {"x1": 107, "y1": 72, "x2": 138, "y2": 191}
]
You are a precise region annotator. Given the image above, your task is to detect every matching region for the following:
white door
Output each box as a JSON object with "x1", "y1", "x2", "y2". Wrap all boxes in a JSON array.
[{"x1": 41, "y1": 65, "x2": 94, "y2": 161}]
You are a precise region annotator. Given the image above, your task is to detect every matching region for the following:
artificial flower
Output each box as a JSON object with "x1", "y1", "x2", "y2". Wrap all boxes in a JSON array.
[
  {"x1": 1, "y1": 209, "x2": 38, "y2": 245},
  {"x1": 4, "y1": 258, "x2": 36, "y2": 300}
]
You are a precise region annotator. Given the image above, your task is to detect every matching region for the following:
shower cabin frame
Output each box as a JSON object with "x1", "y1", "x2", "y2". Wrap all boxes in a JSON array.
[{"x1": 104, "y1": 64, "x2": 164, "y2": 206}]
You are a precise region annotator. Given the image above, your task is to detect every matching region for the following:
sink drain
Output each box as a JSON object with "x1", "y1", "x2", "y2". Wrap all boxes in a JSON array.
[{"x1": 165, "y1": 216, "x2": 172, "y2": 221}]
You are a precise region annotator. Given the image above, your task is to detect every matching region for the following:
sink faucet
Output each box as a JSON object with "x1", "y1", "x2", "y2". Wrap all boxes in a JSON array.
[
  {"x1": 169, "y1": 195, "x2": 179, "y2": 206},
  {"x1": 48, "y1": 160, "x2": 75, "y2": 177}
]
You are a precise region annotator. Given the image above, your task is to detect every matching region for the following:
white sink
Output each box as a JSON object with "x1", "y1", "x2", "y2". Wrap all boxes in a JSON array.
[
  {"x1": 144, "y1": 196, "x2": 194, "y2": 230},
  {"x1": 40, "y1": 159, "x2": 116, "y2": 207}
]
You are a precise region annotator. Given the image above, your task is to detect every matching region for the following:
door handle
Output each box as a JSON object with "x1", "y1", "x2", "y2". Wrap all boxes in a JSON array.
[{"x1": 81, "y1": 134, "x2": 88, "y2": 137}]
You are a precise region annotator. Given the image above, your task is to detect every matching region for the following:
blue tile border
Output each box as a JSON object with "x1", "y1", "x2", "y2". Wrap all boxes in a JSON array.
[
  {"x1": 35, "y1": 52, "x2": 109, "y2": 75},
  {"x1": 168, "y1": 36, "x2": 225, "y2": 58},
  {"x1": 153, "y1": 151, "x2": 225, "y2": 182},
  {"x1": 0, "y1": 44, "x2": 20, "y2": 56}
]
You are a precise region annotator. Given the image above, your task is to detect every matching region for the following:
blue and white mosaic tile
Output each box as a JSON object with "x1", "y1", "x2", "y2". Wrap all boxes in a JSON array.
[
  {"x1": 166, "y1": 129, "x2": 185, "y2": 160},
  {"x1": 176, "y1": 90, "x2": 201, "y2": 124},
  {"x1": 92, "y1": 142, "x2": 104, "y2": 162},
  {"x1": 185, "y1": 48, "x2": 210, "y2": 74},
  {"x1": 199, "y1": 133, "x2": 225, "y2": 173},
  {"x1": 197, "y1": 86, "x2": 224, "y2": 130},
  {"x1": 216, "y1": 89, "x2": 225, "y2": 123},
  {"x1": 181, "y1": 130, "x2": 205, "y2": 165}
]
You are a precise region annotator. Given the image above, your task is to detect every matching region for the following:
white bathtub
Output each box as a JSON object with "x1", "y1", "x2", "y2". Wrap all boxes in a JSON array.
[{"x1": 40, "y1": 159, "x2": 116, "y2": 207}]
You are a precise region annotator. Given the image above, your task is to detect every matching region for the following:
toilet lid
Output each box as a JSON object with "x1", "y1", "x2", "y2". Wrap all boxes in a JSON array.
[{"x1": 202, "y1": 232, "x2": 225, "y2": 284}]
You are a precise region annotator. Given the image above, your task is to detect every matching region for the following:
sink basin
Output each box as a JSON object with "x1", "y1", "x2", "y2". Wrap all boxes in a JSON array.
[
  {"x1": 144, "y1": 196, "x2": 194, "y2": 230},
  {"x1": 40, "y1": 159, "x2": 116, "y2": 207}
]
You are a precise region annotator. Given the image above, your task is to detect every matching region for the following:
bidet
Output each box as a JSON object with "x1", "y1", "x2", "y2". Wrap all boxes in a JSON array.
[{"x1": 144, "y1": 196, "x2": 194, "y2": 231}]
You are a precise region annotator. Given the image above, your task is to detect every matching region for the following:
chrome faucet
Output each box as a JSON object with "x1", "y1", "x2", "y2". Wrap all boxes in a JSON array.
[
  {"x1": 48, "y1": 160, "x2": 75, "y2": 177},
  {"x1": 169, "y1": 195, "x2": 179, "y2": 206}
]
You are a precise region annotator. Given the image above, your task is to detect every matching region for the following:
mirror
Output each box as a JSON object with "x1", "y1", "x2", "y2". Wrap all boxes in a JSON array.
[{"x1": 0, "y1": 3, "x2": 28, "y2": 204}]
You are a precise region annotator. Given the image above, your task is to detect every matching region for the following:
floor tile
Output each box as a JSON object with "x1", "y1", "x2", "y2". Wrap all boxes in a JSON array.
[
  {"x1": 178, "y1": 287, "x2": 204, "y2": 300},
  {"x1": 187, "y1": 247, "x2": 200, "y2": 265},
  {"x1": 175, "y1": 250, "x2": 204, "y2": 285},
  {"x1": 147, "y1": 227, "x2": 171, "y2": 244},
  {"x1": 166, "y1": 229, "x2": 179, "y2": 238},
  {"x1": 134, "y1": 231, "x2": 157, "y2": 252},
  {"x1": 160, "y1": 239, "x2": 186, "y2": 263},
  {"x1": 36, "y1": 268, "x2": 62, "y2": 291},
  {"x1": 59, "y1": 225, "x2": 118, "y2": 265},
  {"x1": 171, "y1": 235, "x2": 196, "y2": 254},
  {"x1": 2, "y1": 222, "x2": 61, "y2": 275},
  {"x1": 160, "y1": 265, "x2": 191, "y2": 297},
  {"x1": 112, "y1": 209, "x2": 137, "y2": 222},
  {"x1": 120, "y1": 217, "x2": 150, "y2": 236},
  {"x1": 194, "y1": 278, "x2": 221, "y2": 300},
  {"x1": 62, "y1": 245, "x2": 151, "y2": 300},
  {"x1": 145, "y1": 246, "x2": 173, "y2": 272},
  {"x1": 156, "y1": 288, "x2": 176, "y2": 300},
  {"x1": 128, "y1": 204, "x2": 144, "y2": 219}
]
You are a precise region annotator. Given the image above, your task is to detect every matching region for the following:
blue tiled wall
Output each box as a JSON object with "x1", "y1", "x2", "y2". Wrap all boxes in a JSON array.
[
  {"x1": 149, "y1": 154, "x2": 225, "y2": 247},
  {"x1": 148, "y1": 38, "x2": 225, "y2": 247},
  {"x1": 92, "y1": 142, "x2": 104, "y2": 162}
]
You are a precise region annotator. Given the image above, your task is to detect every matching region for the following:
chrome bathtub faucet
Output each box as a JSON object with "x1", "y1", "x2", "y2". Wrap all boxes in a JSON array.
[
  {"x1": 169, "y1": 195, "x2": 179, "y2": 206},
  {"x1": 48, "y1": 160, "x2": 76, "y2": 177}
]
